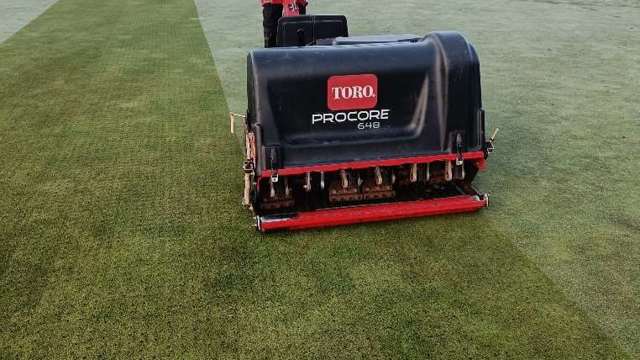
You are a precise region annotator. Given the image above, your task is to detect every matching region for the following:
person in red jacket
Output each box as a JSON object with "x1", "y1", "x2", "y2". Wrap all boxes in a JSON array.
[{"x1": 261, "y1": 0, "x2": 308, "y2": 48}]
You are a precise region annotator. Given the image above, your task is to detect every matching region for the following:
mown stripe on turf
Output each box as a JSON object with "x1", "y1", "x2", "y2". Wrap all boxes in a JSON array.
[
  {"x1": 193, "y1": 0, "x2": 261, "y2": 136},
  {"x1": 0, "y1": 0, "x2": 245, "y2": 356}
]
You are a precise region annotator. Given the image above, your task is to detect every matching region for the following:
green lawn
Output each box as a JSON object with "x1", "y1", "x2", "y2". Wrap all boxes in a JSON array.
[{"x1": 1, "y1": 0, "x2": 638, "y2": 358}]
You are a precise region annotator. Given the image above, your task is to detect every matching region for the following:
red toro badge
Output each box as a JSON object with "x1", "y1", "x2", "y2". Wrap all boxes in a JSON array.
[{"x1": 327, "y1": 74, "x2": 378, "y2": 111}]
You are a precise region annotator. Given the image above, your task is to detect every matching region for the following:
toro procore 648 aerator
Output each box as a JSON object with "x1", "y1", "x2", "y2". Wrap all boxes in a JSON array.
[{"x1": 241, "y1": 1, "x2": 497, "y2": 232}]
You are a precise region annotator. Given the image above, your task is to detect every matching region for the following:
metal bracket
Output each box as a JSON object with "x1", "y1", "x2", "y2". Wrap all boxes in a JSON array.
[
  {"x1": 375, "y1": 167, "x2": 383, "y2": 185},
  {"x1": 445, "y1": 161, "x2": 453, "y2": 181},
  {"x1": 304, "y1": 172, "x2": 312, "y2": 192},
  {"x1": 486, "y1": 128, "x2": 499, "y2": 154},
  {"x1": 229, "y1": 112, "x2": 246, "y2": 134},
  {"x1": 410, "y1": 164, "x2": 418, "y2": 183},
  {"x1": 455, "y1": 133, "x2": 464, "y2": 166},
  {"x1": 243, "y1": 160, "x2": 254, "y2": 174}
]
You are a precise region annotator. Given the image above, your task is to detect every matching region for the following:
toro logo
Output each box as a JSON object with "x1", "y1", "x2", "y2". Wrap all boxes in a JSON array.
[{"x1": 327, "y1": 74, "x2": 378, "y2": 111}]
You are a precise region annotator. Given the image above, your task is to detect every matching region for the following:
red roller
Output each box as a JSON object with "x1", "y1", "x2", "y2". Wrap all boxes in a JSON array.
[{"x1": 258, "y1": 194, "x2": 488, "y2": 232}]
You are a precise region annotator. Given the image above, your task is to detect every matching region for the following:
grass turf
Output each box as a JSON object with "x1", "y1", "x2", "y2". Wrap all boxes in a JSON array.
[{"x1": 0, "y1": 0, "x2": 637, "y2": 357}]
